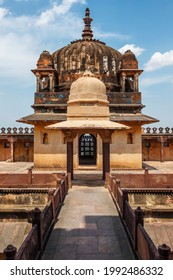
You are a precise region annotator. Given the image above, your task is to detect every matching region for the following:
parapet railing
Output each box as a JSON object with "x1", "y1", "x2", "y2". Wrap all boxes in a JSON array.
[
  {"x1": 1, "y1": 127, "x2": 173, "y2": 135},
  {"x1": 0, "y1": 168, "x2": 70, "y2": 189},
  {"x1": 0, "y1": 127, "x2": 34, "y2": 134},
  {"x1": 107, "y1": 174, "x2": 171, "y2": 260},
  {"x1": 143, "y1": 127, "x2": 173, "y2": 134},
  {"x1": 3, "y1": 174, "x2": 69, "y2": 260}
]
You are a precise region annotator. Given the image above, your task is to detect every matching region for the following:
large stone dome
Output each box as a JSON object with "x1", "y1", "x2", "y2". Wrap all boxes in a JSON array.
[{"x1": 52, "y1": 8, "x2": 122, "y2": 88}]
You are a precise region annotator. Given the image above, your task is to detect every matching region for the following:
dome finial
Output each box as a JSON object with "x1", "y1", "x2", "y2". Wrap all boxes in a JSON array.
[{"x1": 82, "y1": 8, "x2": 93, "y2": 40}]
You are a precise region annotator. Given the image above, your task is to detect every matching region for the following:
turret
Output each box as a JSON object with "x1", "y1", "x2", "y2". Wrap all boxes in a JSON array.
[{"x1": 32, "y1": 50, "x2": 58, "y2": 93}]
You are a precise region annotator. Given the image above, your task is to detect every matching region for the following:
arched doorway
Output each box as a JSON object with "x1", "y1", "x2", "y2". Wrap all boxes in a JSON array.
[{"x1": 79, "y1": 134, "x2": 96, "y2": 165}]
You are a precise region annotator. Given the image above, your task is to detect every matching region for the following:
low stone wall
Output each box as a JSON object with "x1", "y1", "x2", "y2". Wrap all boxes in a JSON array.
[
  {"x1": 107, "y1": 175, "x2": 172, "y2": 260},
  {"x1": 111, "y1": 171, "x2": 173, "y2": 188},
  {"x1": 3, "y1": 173, "x2": 69, "y2": 260},
  {"x1": 0, "y1": 170, "x2": 65, "y2": 188}
]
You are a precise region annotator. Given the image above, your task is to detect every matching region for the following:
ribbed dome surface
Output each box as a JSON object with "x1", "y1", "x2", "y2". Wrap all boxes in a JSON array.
[
  {"x1": 52, "y1": 8, "x2": 122, "y2": 86},
  {"x1": 53, "y1": 40, "x2": 122, "y2": 75}
]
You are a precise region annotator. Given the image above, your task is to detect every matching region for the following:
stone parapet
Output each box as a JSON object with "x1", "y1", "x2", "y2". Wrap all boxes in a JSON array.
[
  {"x1": 143, "y1": 127, "x2": 173, "y2": 135},
  {"x1": 0, "y1": 127, "x2": 34, "y2": 135}
]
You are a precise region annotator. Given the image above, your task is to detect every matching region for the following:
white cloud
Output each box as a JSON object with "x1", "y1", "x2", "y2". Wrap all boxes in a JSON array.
[
  {"x1": 0, "y1": 33, "x2": 38, "y2": 80},
  {"x1": 0, "y1": 0, "x2": 87, "y2": 83},
  {"x1": 36, "y1": 0, "x2": 86, "y2": 26},
  {"x1": 0, "y1": 0, "x2": 131, "y2": 84},
  {"x1": 118, "y1": 44, "x2": 145, "y2": 57},
  {"x1": 144, "y1": 50, "x2": 173, "y2": 71},
  {"x1": 0, "y1": 7, "x2": 9, "y2": 20}
]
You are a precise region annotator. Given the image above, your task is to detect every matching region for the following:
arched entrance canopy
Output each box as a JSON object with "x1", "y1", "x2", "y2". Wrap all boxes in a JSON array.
[{"x1": 46, "y1": 119, "x2": 130, "y2": 179}]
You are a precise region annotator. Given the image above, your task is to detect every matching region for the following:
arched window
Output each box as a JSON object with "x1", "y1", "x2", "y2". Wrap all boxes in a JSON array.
[
  {"x1": 43, "y1": 133, "x2": 48, "y2": 144},
  {"x1": 127, "y1": 133, "x2": 133, "y2": 144}
]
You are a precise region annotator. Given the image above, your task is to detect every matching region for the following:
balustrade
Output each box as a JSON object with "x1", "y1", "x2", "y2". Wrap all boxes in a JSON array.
[
  {"x1": 143, "y1": 127, "x2": 173, "y2": 134},
  {"x1": 1, "y1": 126, "x2": 173, "y2": 135},
  {"x1": 0, "y1": 127, "x2": 34, "y2": 134}
]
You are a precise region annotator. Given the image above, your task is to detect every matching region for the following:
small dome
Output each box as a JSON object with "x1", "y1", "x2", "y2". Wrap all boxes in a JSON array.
[
  {"x1": 121, "y1": 50, "x2": 138, "y2": 69},
  {"x1": 122, "y1": 50, "x2": 137, "y2": 60},
  {"x1": 37, "y1": 50, "x2": 53, "y2": 69},
  {"x1": 67, "y1": 71, "x2": 109, "y2": 119},
  {"x1": 69, "y1": 71, "x2": 107, "y2": 102}
]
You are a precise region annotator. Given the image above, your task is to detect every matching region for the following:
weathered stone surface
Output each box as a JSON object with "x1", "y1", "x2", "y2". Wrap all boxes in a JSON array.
[{"x1": 0, "y1": 222, "x2": 31, "y2": 253}]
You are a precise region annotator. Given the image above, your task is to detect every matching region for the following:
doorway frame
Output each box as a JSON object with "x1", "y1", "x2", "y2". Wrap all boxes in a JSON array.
[{"x1": 78, "y1": 133, "x2": 97, "y2": 166}]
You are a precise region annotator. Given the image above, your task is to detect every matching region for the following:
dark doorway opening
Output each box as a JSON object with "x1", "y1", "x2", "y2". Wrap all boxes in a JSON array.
[{"x1": 79, "y1": 134, "x2": 96, "y2": 165}]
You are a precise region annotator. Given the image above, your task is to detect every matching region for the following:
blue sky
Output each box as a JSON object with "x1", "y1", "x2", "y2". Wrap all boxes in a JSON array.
[{"x1": 0, "y1": 0, "x2": 173, "y2": 128}]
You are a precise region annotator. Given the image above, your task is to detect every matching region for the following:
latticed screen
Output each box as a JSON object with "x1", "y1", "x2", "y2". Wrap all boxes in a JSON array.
[{"x1": 80, "y1": 134, "x2": 95, "y2": 157}]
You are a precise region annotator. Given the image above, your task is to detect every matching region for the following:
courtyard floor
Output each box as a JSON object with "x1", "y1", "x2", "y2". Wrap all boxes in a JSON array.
[{"x1": 0, "y1": 161, "x2": 173, "y2": 173}]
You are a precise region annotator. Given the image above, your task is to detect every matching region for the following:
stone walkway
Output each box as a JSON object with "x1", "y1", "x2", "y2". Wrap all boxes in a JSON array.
[{"x1": 42, "y1": 176, "x2": 135, "y2": 260}]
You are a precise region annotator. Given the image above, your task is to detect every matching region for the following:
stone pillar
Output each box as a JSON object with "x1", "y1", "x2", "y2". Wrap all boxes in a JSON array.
[
  {"x1": 28, "y1": 167, "x2": 33, "y2": 185},
  {"x1": 160, "y1": 136, "x2": 164, "y2": 162},
  {"x1": 144, "y1": 167, "x2": 149, "y2": 188},
  {"x1": 115, "y1": 179, "x2": 121, "y2": 199},
  {"x1": 36, "y1": 74, "x2": 40, "y2": 92},
  {"x1": 48, "y1": 189, "x2": 55, "y2": 219},
  {"x1": 134, "y1": 206, "x2": 144, "y2": 251},
  {"x1": 134, "y1": 73, "x2": 139, "y2": 91},
  {"x1": 9, "y1": 137, "x2": 15, "y2": 162},
  {"x1": 122, "y1": 189, "x2": 129, "y2": 220},
  {"x1": 102, "y1": 142, "x2": 110, "y2": 180},
  {"x1": 101, "y1": 130, "x2": 112, "y2": 181},
  {"x1": 133, "y1": 76, "x2": 136, "y2": 91},
  {"x1": 32, "y1": 208, "x2": 42, "y2": 251},
  {"x1": 52, "y1": 76, "x2": 55, "y2": 92},
  {"x1": 49, "y1": 74, "x2": 53, "y2": 92},
  {"x1": 67, "y1": 141, "x2": 73, "y2": 180},
  {"x1": 64, "y1": 130, "x2": 76, "y2": 184},
  {"x1": 122, "y1": 72, "x2": 126, "y2": 92},
  {"x1": 39, "y1": 77, "x2": 43, "y2": 91},
  {"x1": 57, "y1": 178, "x2": 63, "y2": 202}
]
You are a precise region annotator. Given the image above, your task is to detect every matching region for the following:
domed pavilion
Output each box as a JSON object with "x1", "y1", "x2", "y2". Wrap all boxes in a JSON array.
[{"x1": 18, "y1": 8, "x2": 158, "y2": 177}]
